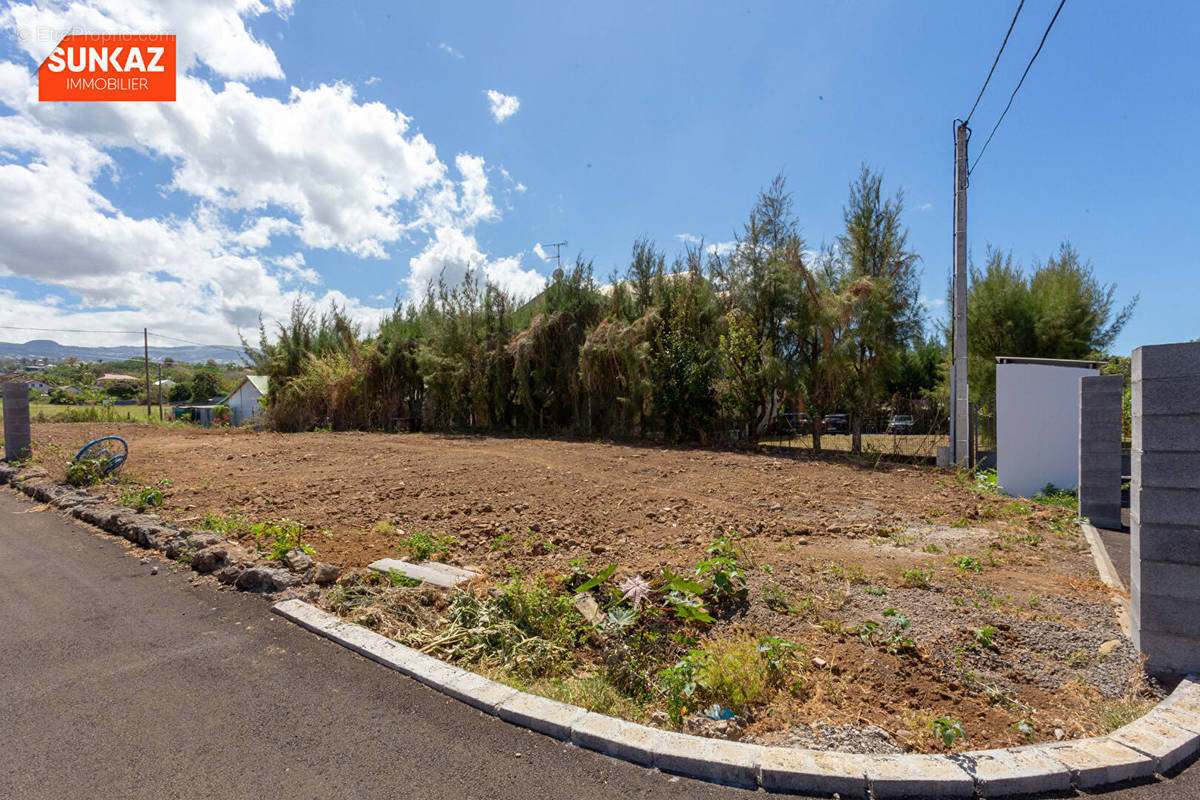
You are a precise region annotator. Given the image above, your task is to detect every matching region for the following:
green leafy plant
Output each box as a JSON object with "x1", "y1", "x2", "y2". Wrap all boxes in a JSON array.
[
  {"x1": 865, "y1": 585, "x2": 889, "y2": 596},
  {"x1": 400, "y1": 529, "x2": 456, "y2": 561},
  {"x1": 973, "y1": 625, "x2": 998, "y2": 650},
  {"x1": 251, "y1": 519, "x2": 313, "y2": 561},
  {"x1": 574, "y1": 562, "x2": 617, "y2": 593},
  {"x1": 661, "y1": 567, "x2": 715, "y2": 623},
  {"x1": 65, "y1": 456, "x2": 107, "y2": 487},
  {"x1": 386, "y1": 569, "x2": 421, "y2": 587},
  {"x1": 952, "y1": 555, "x2": 983, "y2": 573},
  {"x1": 931, "y1": 716, "x2": 966, "y2": 748},
  {"x1": 1032, "y1": 483, "x2": 1078, "y2": 510},
  {"x1": 119, "y1": 480, "x2": 171, "y2": 512},
  {"x1": 696, "y1": 535, "x2": 748, "y2": 603},
  {"x1": 902, "y1": 568, "x2": 933, "y2": 588},
  {"x1": 922, "y1": 543, "x2": 943, "y2": 554},
  {"x1": 199, "y1": 511, "x2": 244, "y2": 536}
]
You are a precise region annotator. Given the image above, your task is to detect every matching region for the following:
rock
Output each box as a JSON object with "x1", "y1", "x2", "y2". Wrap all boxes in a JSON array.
[
  {"x1": 150, "y1": 566, "x2": 158, "y2": 575},
  {"x1": 140, "y1": 557, "x2": 151, "y2": 565},
  {"x1": 770, "y1": 503, "x2": 783, "y2": 512},
  {"x1": 591, "y1": 544, "x2": 607, "y2": 554},
  {"x1": 1054, "y1": 728, "x2": 1065, "y2": 741},
  {"x1": 215, "y1": 564, "x2": 243, "y2": 584},
  {"x1": 186, "y1": 533, "x2": 224, "y2": 550},
  {"x1": 235, "y1": 567, "x2": 299, "y2": 593},
  {"x1": 1098, "y1": 639, "x2": 1121, "y2": 657},
  {"x1": 284, "y1": 549, "x2": 313, "y2": 572},
  {"x1": 684, "y1": 715, "x2": 745, "y2": 741},
  {"x1": 191, "y1": 545, "x2": 232, "y2": 574},
  {"x1": 306, "y1": 562, "x2": 341, "y2": 585},
  {"x1": 812, "y1": 657, "x2": 828, "y2": 669},
  {"x1": 650, "y1": 711, "x2": 670, "y2": 726},
  {"x1": 573, "y1": 593, "x2": 604, "y2": 625}
]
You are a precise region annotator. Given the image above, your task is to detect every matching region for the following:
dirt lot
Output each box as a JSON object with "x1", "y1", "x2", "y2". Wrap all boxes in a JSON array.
[{"x1": 28, "y1": 422, "x2": 1149, "y2": 752}]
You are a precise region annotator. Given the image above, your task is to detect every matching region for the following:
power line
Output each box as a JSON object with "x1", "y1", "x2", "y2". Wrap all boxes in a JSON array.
[
  {"x1": 0, "y1": 324, "x2": 245, "y2": 355},
  {"x1": 0, "y1": 324, "x2": 140, "y2": 335},
  {"x1": 970, "y1": 0, "x2": 1068, "y2": 174},
  {"x1": 964, "y1": 0, "x2": 1026, "y2": 126},
  {"x1": 146, "y1": 332, "x2": 245, "y2": 354}
]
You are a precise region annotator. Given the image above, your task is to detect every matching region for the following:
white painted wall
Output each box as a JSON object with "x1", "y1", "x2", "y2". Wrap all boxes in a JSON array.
[
  {"x1": 226, "y1": 381, "x2": 263, "y2": 425},
  {"x1": 996, "y1": 363, "x2": 1099, "y2": 498}
]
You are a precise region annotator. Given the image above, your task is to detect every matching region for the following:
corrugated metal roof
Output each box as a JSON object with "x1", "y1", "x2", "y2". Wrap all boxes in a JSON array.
[{"x1": 220, "y1": 375, "x2": 269, "y2": 405}]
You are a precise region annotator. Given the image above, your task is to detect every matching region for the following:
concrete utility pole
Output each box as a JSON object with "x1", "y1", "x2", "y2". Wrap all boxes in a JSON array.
[
  {"x1": 143, "y1": 328, "x2": 151, "y2": 420},
  {"x1": 951, "y1": 121, "x2": 971, "y2": 467}
]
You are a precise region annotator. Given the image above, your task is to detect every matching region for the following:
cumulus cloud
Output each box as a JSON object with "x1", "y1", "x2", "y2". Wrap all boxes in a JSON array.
[
  {"x1": 438, "y1": 42, "x2": 463, "y2": 59},
  {"x1": 0, "y1": 0, "x2": 540, "y2": 344},
  {"x1": 485, "y1": 89, "x2": 520, "y2": 123}
]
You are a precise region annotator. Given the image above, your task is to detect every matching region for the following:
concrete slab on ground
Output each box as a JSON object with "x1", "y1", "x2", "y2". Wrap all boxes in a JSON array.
[{"x1": 367, "y1": 557, "x2": 479, "y2": 587}]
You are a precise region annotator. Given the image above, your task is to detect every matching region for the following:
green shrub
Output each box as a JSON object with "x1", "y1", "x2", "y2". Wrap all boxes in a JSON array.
[{"x1": 65, "y1": 457, "x2": 107, "y2": 487}]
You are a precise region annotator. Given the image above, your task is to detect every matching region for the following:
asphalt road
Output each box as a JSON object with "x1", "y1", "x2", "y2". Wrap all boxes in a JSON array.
[{"x1": 2, "y1": 487, "x2": 1199, "y2": 800}]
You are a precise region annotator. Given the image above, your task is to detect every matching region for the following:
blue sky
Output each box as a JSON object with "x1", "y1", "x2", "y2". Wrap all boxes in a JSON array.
[{"x1": 0, "y1": 0, "x2": 1194, "y2": 353}]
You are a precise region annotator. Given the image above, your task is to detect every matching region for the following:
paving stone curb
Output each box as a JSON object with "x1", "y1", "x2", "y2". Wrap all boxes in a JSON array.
[
  {"x1": 0, "y1": 463, "x2": 339, "y2": 596},
  {"x1": 271, "y1": 598, "x2": 1200, "y2": 797}
]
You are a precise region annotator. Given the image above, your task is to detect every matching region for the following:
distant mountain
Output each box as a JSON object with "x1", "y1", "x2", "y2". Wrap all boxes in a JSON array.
[{"x1": 0, "y1": 339, "x2": 248, "y2": 365}]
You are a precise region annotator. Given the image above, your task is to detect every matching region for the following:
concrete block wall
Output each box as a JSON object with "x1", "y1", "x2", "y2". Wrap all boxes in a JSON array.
[
  {"x1": 1131, "y1": 342, "x2": 1200, "y2": 677},
  {"x1": 2, "y1": 381, "x2": 32, "y2": 462},
  {"x1": 1078, "y1": 374, "x2": 1124, "y2": 530}
]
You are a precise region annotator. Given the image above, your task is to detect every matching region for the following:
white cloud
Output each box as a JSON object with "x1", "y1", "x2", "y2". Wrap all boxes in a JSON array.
[
  {"x1": 0, "y1": 0, "x2": 539, "y2": 343},
  {"x1": 920, "y1": 295, "x2": 946, "y2": 309},
  {"x1": 438, "y1": 42, "x2": 463, "y2": 59},
  {"x1": 532, "y1": 243, "x2": 551, "y2": 262},
  {"x1": 706, "y1": 240, "x2": 737, "y2": 257},
  {"x1": 485, "y1": 89, "x2": 520, "y2": 123},
  {"x1": 675, "y1": 233, "x2": 702, "y2": 245},
  {"x1": 364, "y1": 75, "x2": 380, "y2": 86}
]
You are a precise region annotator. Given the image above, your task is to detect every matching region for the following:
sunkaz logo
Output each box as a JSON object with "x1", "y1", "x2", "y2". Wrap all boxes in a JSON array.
[{"x1": 39, "y1": 34, "x2": 176, "y2": 102}]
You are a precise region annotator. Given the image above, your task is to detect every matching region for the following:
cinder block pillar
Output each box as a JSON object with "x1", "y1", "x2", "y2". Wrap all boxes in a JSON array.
[
  {"x1": 2, "y1": 381, "x2": 32, "y2": 462},
  {"x1": 1078, "y1": 374, "x2": 1123, "y2": 529},
  {"x1": 1131, "y1": 342, "x2": 1200, "y2": 678}
]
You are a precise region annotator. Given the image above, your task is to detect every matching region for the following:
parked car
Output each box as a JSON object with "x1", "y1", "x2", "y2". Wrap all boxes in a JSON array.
[
  {"x1": 821, "y1": 413, "x2": 849, "y2": 434},
  {"x1": 771, "y1": 412, "x2": 810, "y2": 435},
  {"x1": 886, "y1": 414, "x2": 915, "y2": 434}
]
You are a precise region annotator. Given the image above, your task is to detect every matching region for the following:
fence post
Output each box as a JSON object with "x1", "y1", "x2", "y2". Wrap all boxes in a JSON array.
[
  {"x1": 1131, "y1": 342, "x2": 1200, "y2": 678},
  {"x1": 3, "y1": 381, "x2": 32, "y2": 462},
  {"x1": 1078, "y1": 374, "x2": 1123, "y2": 530}
]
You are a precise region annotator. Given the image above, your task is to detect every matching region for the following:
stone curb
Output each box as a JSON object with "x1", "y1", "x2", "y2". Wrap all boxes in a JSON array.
[
  {"x1": 1079, "y1": 520, "x2": 1132, "y2": 637},
  {"x1": 0, "y1": 462, "x2": 339, "y2": 596},
  {"x1": 271, "y1": 598, "x2": 1200, "y2": 797}
]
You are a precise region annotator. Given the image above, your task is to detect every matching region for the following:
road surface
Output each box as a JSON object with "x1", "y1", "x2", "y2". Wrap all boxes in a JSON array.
[{"x1": 1, "y1": 487, "x2": 1197, "y2": 799}]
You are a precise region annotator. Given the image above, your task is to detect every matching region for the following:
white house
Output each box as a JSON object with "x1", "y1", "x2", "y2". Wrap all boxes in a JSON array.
[{"x1": 220, "y1": 375, "x2": 269, "y2": 425}]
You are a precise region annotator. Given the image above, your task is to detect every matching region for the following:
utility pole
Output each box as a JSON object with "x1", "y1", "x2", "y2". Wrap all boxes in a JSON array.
[
  {"x1": 951, "y1": 121, "x2": 971, "y2": 467},
  {"x1": 158, "y1": 362, "x2": 164, "y2": 421},
  {"x1": 543, "y1": 241, "x2": 568, "y2": 275},
  {"x1": 143, "y1": 328, "x2": 151, "y2": 420}
]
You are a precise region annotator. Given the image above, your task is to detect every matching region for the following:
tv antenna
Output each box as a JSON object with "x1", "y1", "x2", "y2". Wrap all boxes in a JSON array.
[{"x1": 543, "y1": 241, "x2": 567, "y2": 272}]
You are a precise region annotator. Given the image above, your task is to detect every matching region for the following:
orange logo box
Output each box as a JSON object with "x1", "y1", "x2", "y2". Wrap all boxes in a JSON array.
[{"x1": 39, "y1": 34, "x2": 176, "y2": 102}]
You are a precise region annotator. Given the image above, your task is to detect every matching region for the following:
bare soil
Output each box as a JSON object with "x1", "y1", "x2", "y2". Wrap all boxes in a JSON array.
[{"x1": 28, "y1": 422, "x2": 1152, "y2": 752}]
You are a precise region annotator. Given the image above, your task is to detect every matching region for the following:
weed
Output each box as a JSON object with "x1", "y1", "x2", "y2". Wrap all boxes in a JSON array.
[
  {"x1": 865, "y1": 585, "x2": 889, "y2": 596},
  {"x1": 661, "y1": 567, "x2": 714, "y2": 624},
  {"x1": 858, "y1": 608, "x2": 916, "y2": 655},
  {"x1": 490, "y1": 532, "x2": 515, "y2": 550},
  {"x1": 1033, "y1": 484, "x2": 1078, "y2": 510},
  {"x1": 373, "y1": 520, "x2": 398, "y2": 536},
  {"x1": 1002, "y1": 500, "x2": 1032, "y2": 516},
  {"x1": 198, "y1": 511, "x2": 244, "y2": 536},
  {"x1": 931, "y1": 716, "x2": 966, "y2": 748},
  {"x1": 922, "y1": 543, "x2": 943, "y2": 554},
  {"x1": 1013, "y1": 718, "x2": 1034, "y2": 742},
  {"x1": 400, "y1": 529, "x2": 456, "y2": 561},
  {"x1": 972, "y1": 469, "x2": 1001, "y2": 495},
  {"x1": 1023, "y1": 532, "x2": 1044, "y2": 547},
  {"x1": 953, "y1": 555, "x2": 984, "y2": 573},
  {"x1": 119, "y1": 480, "x2": 170, "y2": 512},
  {"x1": 1026, "y1": 594, "x2": 1043, "y2": 609},
  {"x1": 828, "y1": 561, "x2": 868, "y2": 585},
  {"x1": 252, "y1": 519, "x2": 313, "y2": 561},
  {"x1": 696, "y1": 535, "x2": 748, "y2": 603},
  {"x1": 902, "y1": 568, "x2": 934, "y2": 588},
  {"x1": 386, "y1": 569, "x2": 421, "y2": 588},
  {"x1": 972, "y1": 625, "x2": 998, "y2": 650},
  {"x1": 65, "y1": 456, "x2": 107, "y2": 487},
  {"x1": 949, "y1": 518, "x2": 970, "y2": 529},
  {"x1": 1066, "y1": 647, "x2": 1091, "y2": 667}
]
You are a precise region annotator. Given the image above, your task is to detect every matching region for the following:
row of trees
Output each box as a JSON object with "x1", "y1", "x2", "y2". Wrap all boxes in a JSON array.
[{"x1": 248, "y1": 166, "x2": 1134, "y2": 452}]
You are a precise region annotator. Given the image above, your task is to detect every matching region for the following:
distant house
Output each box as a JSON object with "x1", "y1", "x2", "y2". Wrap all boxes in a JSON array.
[
  {"x1": 97, "y1": 373, "x2": 138, "y2": 383},
  {"x1": 153, "y1": 378, "x2": 177, "y2": 388},
  {"x1": 25, "y1": 379, "x2": 50, "y2": 392},
  {"x1": 57, "y1": 385, "x2": 81, "y2": 396},
  {"x1": 221, "y1": 375, "x2": 269, "y2": 426}
]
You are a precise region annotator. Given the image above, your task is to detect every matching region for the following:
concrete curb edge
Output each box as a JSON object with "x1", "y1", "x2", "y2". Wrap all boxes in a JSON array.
[{"x1": 272, "y1": 598, "x2": 1200, "y2": 798}]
